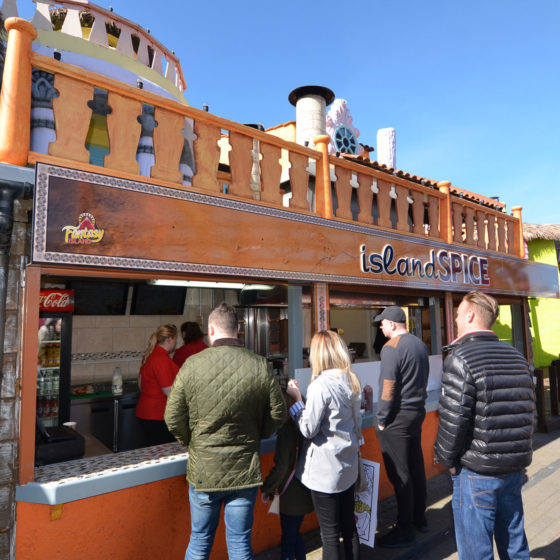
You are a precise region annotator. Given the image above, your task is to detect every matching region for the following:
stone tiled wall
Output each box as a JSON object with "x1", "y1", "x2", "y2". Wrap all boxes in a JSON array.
[
  {"x1": 0, "y1": 198, "x2": 32, "y2": 559},
  {"x1": 69, "y1": 289, "x2": 238, "y2": 386}
]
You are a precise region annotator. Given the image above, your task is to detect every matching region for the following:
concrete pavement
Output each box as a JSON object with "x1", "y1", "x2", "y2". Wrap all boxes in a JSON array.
[{"x1": 256, "y1": 417, "x2": 560, "y2": 559}]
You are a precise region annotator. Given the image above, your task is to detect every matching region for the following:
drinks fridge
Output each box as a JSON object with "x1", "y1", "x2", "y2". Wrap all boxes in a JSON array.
[{"x1": 37, "y1": 289, "x2": 74, "y2": 427}]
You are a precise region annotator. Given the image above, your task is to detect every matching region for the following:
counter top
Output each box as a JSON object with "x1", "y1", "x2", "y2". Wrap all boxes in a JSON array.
[{"x1": 17, "y1": 390, "x2": 441, "y2": 506}]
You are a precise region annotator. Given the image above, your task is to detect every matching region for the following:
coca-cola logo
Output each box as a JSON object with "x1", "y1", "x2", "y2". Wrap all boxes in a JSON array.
[{"x1": 39, "y1": 290, "x2": 74, "y2": 312}]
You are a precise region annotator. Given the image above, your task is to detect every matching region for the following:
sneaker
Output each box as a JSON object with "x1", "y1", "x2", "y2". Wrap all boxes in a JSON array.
[{"x1": 376, "y1": 525, "x2": 416, "y2": 548}]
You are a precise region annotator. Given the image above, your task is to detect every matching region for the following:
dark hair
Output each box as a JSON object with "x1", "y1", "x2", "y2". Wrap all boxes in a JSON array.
[
  {"x1": 180, "y1": 321, "x2": 204, "y2": 344},
  {"x1": 208, "y1": 302, "x2": 238, "y2": 337}
]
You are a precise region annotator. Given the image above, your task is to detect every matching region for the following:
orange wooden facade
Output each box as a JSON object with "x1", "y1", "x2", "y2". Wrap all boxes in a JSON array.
[
  {"x1": 16, "y1": 422, "x2": 444, "y2": 560},
  {"x1": 2, "y1": 15, "x2": 556, "y2": 560}
]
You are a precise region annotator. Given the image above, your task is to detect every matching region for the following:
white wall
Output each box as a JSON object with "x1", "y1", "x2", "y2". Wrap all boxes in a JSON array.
[{"x1": 294, "y1": 355, "x2": 443, "y2": 402}]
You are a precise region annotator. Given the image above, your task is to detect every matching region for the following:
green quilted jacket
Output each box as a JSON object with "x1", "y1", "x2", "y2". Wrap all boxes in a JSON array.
[{"x1": 164, "y1": 338, "x2": 286, "y2": 491}]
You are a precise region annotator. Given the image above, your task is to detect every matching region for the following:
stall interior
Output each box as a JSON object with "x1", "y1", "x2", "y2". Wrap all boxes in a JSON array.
[
  {"x1": 37, "y1": 275, "x2": 296, "y2": 460},
  {"x1": 327, "y1": 289, "x2": 446, "y2": 361},
  {"x1": 36, "y1": 276, "x2": 453, "y2": 463}
]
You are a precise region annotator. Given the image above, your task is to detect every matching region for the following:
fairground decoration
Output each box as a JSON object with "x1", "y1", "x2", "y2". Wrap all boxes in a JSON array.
[
  {"x1": 62, "y1": 212, "x2": 104, "y2": 245},
  {"x1": 39, "y1": 290, "x2": 75, "y2": 312},
  {"x1": 360, "y1": 244, "x2": 491, "y2": 286}
]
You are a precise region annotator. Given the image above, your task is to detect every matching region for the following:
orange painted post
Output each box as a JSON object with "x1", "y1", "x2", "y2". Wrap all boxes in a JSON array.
[
  {"x1": 437, "y1": 181, "x2": 453, "y2": 244},
  {"x1": 511, "y1": 206, "x2": 525, "y2": 259},
  {"x1": 0, "y1": 18, "x2": 37, "y2": 166},
  {"x1": 19, "y1": 266, "x2": 41, "y2": 484},
  {"x1": 313, "y1": 135, "x2": 333, "y2": 219}
]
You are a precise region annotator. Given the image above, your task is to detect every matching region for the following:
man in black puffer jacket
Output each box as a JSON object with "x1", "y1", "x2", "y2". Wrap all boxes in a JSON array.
[{"x1": 435, "y1": 291, "x2": 534, "y2": 560}]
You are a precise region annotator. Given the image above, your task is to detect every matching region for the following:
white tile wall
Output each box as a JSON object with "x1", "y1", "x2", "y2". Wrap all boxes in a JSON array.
[{"x1": 70, "y1": 288, "x2": 240, "y2": 386}]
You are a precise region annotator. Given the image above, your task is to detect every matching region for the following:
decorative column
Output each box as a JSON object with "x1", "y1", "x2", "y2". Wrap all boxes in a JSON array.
[
  {"x1": 314, "y1": 135, "x2": 333, "y2": 219},
  {"x1": 179, "y1": 117, "x2": 196, "y2": 186},
  {"x1": 0, "y1": 18, "x2": 38, "y2": 165},
  {"x1": 438, "y1": 181, "x2": 453, "y2": 244},
  {"x1": 30, "y1": 70, "x2": 58, "y2": 154},
  {"x1": 313, "y1": 283, "x2": 329, "y2": 333},
  {"x1": 511, "y1": 206, "x2": 525, "y2": 259},
  {"x1": 136, "y1": 104, "x2": 156, "y2": 177}
]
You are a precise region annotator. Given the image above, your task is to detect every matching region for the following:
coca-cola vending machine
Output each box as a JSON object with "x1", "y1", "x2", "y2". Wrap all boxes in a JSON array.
[{"x1": 37, "y1": 289, "x2": 74, "y2": 427}]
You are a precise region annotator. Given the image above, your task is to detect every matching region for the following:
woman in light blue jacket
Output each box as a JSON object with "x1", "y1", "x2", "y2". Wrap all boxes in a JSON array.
[{"x1": 287, "y1": 330, "x2": 362, "y2": 560}]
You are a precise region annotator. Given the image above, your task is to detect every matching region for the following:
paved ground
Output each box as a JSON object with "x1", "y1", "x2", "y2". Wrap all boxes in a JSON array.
[{"x1": 256, "y1": 417, "x2": 560, "y2": 559}]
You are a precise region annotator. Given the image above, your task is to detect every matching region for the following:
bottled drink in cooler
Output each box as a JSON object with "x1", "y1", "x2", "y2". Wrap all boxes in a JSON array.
[
  {"x1": 112, "y1": 367, "x2": 123, "y2": 395},
  {"x1": 43, "y1": 397, "x2": 51, "y2": 418},
  {"x1": 44, "y1": 371, "x2": 52, "y2": 396},
  {"x1": 51, "y1": 398, "x2": 59, "y2": 418}
]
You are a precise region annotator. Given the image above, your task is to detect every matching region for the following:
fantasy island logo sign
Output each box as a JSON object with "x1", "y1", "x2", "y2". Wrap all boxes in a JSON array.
[
  {"x1": 62, "y1": 212, "x2": 105, "y2": 245},
  {"x1": 360, "y1": 244, "x2": 490, "y2": 286}
]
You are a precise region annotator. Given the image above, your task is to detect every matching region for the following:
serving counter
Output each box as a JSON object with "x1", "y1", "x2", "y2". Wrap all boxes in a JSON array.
[{"x1": 15, "y1": 363, "x2": 444, "y2": 560}]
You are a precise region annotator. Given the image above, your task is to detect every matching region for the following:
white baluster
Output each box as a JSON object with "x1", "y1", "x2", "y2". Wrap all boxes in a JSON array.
[
  {"x1": 30, "y1": 1, "x2": 53, "y2": 31},
  {"x1": 61, "y1": 5, "x2": 83, "y2": 38},
  {"x1": 88, "y1": 12, "x2": 109, "y2": 47},
  {"x1": 116, "y1": 25, "x2": 135, "y2": 58},
  {"x1": 0, "y1": 0, "x2": 18, "y2": 19}
]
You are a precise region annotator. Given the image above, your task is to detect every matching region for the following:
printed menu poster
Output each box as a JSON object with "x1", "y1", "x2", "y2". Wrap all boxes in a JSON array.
[{"x1": 354, "y1": 459, "x2": 380, "y2": 548}]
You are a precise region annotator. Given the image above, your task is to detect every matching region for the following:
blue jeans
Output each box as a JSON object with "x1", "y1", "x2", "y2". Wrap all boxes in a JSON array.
[
  {"x1": 452, "y1": 467, "x2": 529, "y2": 560},
  {"x1": 280, "y1": 513, "x2": 306, "y2": 560},
  {"x1": 186, "y1": 485, "x2": 258, "y2": 560}
]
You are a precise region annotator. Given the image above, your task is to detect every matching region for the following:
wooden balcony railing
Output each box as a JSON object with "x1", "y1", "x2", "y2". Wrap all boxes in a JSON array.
[{"x1": 0, "y1": 18, "x2": 524, "y2": 258}]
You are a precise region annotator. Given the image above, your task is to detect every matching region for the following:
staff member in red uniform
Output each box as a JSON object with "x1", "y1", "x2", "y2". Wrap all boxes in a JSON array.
[
  {"x1": 136, "y1": 324, "x2": 179, "y2": 446},
  {"x1": 173, "y1": 321, "x2": 207, "y2": 368}
]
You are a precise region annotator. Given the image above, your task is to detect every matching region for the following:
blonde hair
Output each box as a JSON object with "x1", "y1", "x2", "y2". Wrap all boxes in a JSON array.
[
  {"x1": 463, "y1": 291, "x2": 499, "y2": 328},
  {"x1": 309, "y1": 330, "x2": 361, "y2": 396},
  {"x1": 142, "y1": 324, "x2": 177, "y2": 364}
]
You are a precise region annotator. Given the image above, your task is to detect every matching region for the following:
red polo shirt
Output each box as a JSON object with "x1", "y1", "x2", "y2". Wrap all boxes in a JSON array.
[
  {"x1": 136, "y1": 345, "x2": 179, "y2": 420},
  {"x1": 172, "y1": 338, "x2": 208, "y2": 368}
]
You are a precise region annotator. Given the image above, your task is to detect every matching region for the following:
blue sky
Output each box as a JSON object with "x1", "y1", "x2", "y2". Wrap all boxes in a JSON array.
[{"x1": 17, "y1": 0, "x2": 560, "y2": 224}]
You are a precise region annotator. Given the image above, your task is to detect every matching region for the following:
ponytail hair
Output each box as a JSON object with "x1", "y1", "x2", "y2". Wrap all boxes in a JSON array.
[
  {"x1": 309, "y1": 330, "x2": 361, "y2": 396},
  {"x1": 142, "y1": 324, "x2": 177, "y2": 364}
]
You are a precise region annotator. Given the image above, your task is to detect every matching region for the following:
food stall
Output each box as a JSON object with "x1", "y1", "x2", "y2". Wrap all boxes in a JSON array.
[{"x1": 0, "y1": 5, "x2": 557, "y2": 559}]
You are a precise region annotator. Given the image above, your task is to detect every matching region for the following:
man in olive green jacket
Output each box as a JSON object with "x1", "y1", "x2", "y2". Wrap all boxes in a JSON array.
[{"x1": 165, "y1": 302, "x2": 285, "y2": 560}]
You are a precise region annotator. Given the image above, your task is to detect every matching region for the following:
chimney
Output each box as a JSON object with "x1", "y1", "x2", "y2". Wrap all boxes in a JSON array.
[
  {"x1": 377, "y1": 127, "x2": 396, "y2": 168},
  {"x1": 288, "y1": 85, "x2": 335, "y2": 148}
]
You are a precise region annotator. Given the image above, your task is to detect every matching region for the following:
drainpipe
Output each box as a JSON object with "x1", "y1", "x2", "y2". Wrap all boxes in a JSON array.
[{"x1": 0, "y1": 177, "x2": 33, "y2": 380}]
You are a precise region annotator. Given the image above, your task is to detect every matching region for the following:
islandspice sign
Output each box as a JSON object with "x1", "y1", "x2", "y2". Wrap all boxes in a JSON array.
[{"x1": 360, "y1": 244, "x2": 490, "y2": 286}]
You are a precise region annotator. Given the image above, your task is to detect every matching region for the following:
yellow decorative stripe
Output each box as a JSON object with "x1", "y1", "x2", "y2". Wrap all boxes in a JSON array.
[{"x1": 35, "y1": 29, "x2": 188, "y2": 105}]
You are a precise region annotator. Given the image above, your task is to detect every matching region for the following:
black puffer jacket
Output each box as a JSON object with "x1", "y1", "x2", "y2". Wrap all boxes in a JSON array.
[{"x1": 434, "y1": 331, "x2": 535, "y2": 475}]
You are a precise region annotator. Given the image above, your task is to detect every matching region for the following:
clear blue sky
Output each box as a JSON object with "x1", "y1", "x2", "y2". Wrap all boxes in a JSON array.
[{"x1": 17, "y1": 0, "x2": 560, "y2": 224}]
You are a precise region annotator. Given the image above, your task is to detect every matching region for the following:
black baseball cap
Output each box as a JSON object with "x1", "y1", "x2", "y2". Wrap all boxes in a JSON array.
[{"x1": 373, "y1": 306, "x2": 406, "y2": 324}]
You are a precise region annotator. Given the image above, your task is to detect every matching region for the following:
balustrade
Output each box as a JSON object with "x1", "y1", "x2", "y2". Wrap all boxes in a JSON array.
[
  {"x1": 0, "y1": 17, "x2": 524, "y2": 258},
  {"x1": 330, "y1": 159, "x2": 443, "y2": 240},
  {"x1": 448, "y1": 196, "x2": 519, "y2": 256}
]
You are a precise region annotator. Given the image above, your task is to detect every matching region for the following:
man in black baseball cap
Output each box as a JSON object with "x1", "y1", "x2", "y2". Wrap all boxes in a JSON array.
[
  {"x1": 373, "y1": 306, "x2": 407, "y2": 324},
  {"x1": 373, "y1": 306, "x2": 430, "y2": 548}
]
